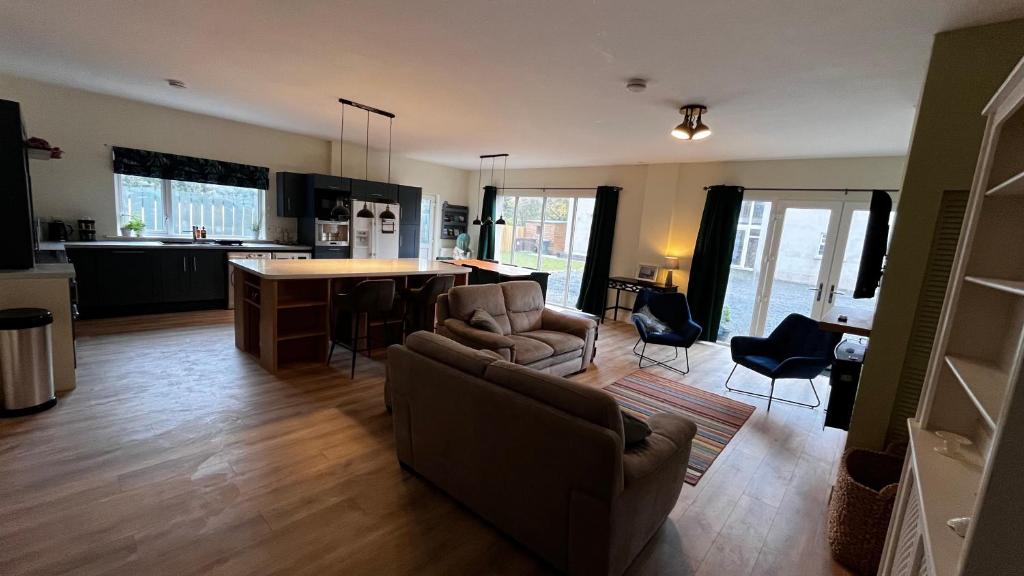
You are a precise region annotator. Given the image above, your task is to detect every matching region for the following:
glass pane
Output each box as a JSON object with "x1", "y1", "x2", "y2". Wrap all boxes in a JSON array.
[
  {"x1": 567, "y1": 197, "x2": 595, "y2": 308},
  {"x1": 496, "y1": 196, "x2": 516, "y2": 263},
  {"x1": 169, "y1": 181, "x2": 262, "y2": 238},
  {"x1": 511, "y1": 197, "x2": 543, "y2": 268},
  {"x1": 720, "y1": 201, "x2": 772, "y2": 341},
  {"x1": 118, "y1": 175, "x2": 165, "y2": 233},
  {"x1": 540, "y1": 198, "x2": 572, "y2": 305},
  {"x1": 762, "y1": 207, "x2": 833, "y2": 335},
  {"x1": 418, "y1": 197, "x2": 433, "y2": 259}
]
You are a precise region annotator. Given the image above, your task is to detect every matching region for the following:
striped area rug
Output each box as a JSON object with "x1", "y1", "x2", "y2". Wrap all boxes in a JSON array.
[{"x1": 604, "y1": 370, "x2": 755, "y2": 485}]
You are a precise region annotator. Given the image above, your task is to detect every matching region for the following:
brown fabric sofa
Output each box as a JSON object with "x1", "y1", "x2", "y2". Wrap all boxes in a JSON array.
[
  {"x1": 435, "y1": 281, "x2": 597, "y2": 376},
  {"x1": 387, "y1": 331, "x2": 697, "y2": 576}
]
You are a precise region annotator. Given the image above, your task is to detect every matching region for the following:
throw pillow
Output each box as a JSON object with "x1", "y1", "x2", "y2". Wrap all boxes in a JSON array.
[
  {"x1": 621, "y1": 411, "x2": 652, "y2": 447},
  {"x1": 469, "y1": 308, "x2": 502, "y2": 334},
  {"x1": 634, "y1": 305, "x2": 670, "y2": 334}
]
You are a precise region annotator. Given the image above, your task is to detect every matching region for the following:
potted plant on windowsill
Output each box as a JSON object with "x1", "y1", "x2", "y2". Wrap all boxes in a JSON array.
[
  {"x1": 124, "y1": 215, "x2": 146, "y2": 238},
  {"x1": 250, "y1": 217, "x2": 261, "y2": 240}
]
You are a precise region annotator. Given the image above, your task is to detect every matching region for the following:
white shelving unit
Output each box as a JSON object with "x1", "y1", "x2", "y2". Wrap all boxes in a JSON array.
[{"x1": 880, "y1": 56, "x2": 1024, "y2": 576}]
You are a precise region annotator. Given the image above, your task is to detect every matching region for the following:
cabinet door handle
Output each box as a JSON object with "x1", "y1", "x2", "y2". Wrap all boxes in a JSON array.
[
  {"x1": 193, "y1": 256, "x2": 197, "y2": 271},
  {"x1": 182, "y1": 256, "x2": 187, "y2": 272}
]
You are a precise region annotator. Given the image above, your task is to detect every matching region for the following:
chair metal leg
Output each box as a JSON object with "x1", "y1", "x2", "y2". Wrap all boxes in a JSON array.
[
  {"x1": 327, "y1": 341, "x2": 336, "y2": 365},
  {"x1": 724, "y1": 364, "x2": 822, "y2": 411},
  {"x1": 633, "y1": 338, "x2": 691, "y2": 375},
  {"x1": 350, "y1": 315, "x2": 359, "y2": 379}
]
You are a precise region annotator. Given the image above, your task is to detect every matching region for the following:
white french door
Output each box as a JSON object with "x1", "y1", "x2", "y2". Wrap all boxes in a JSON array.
[{"x1": 721, "y1": 199, "x2": 876, "y2": 340}]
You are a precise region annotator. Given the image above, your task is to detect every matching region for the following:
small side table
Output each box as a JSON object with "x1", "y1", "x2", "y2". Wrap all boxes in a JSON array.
[{"x1": 604, "y1": 277, "x2": 678, "y2": 323}]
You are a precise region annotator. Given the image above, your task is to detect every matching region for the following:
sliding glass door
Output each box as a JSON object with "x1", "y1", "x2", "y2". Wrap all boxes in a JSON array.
[{"x1": 495, "y1": 193, "x2": 595, "y2": 308}]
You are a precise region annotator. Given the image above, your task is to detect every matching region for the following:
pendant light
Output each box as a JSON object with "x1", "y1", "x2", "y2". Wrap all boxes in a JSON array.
[
  {"x1": 357, "y1": 108, "x2": 375, "y2": 219},
  {"x1": 495, "y1": 154, "x2": 508, "y2": 225},
  {"x1": 338, "y1": 98, "x2": 397, "y2": 219},
  {"x1": 472, "y1": 156, "x2": 484, "y2": 225},
  {"x1": 380, "y1": 109, "x2": 395, "y2": 222},
  {"x1": 671, "y1": 104, "x2": 710, "y2": 141}
]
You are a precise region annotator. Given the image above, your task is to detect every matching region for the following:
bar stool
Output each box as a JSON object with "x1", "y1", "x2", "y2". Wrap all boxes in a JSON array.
[
  {"x1": 401, "y1": 275, "x2": 455, "y2": 335},
  {"x1": 328, "y1": 279, "x2": 396, "y2": 378}
]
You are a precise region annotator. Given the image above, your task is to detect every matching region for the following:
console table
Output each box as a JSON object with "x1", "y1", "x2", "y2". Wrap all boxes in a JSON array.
[{"x1": 604, "y1": 276, "x2": 678, "y2": 323}]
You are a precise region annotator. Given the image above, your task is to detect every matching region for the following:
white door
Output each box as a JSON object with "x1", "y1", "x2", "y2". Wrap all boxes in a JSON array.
[{"x1": 419, "y1": 195, "x2": 437, "y2": 259}]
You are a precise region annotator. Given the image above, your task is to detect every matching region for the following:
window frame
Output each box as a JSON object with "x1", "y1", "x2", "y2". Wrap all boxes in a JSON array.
[{"x1": 115, "y1": 174, "x2": 266, "y2": 239}]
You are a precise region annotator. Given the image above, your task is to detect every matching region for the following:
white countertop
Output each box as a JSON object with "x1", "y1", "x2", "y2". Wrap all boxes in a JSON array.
[
  {"x1": 230, "y1": 258, "x2": 470, "y2": 279},
  {"x1": 49, "y1": 241, "x2": 310, "y2": 251},
  {"x1": 0, "y1": 263, "x2": 76, "y2": 280}
]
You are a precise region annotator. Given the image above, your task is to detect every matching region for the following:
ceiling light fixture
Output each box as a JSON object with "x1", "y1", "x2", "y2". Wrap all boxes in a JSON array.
[
  {"x1": 671, "y1": 104, "x2": 711, "y2": 141},
  {"x1": 626, "y1": 78, "x2": 648, "y2": 93},
  {"x1": 166, "y1": 79, "x2": 187, "y2": 89},
  {"x1": 338, "y1": 98, "x2": 396, "y2": 219},
  {"x1": 474, "y1": 153, "x2": 509, "y2": 226}
]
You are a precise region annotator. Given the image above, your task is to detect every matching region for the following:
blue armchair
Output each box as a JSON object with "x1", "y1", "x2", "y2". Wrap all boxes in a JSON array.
[
  {"x1": 725, "y1": 313, "x2": 842, "y2": 412},
  {"x1": 631, "y1": 289, "x2": 702, "y2": 375}
]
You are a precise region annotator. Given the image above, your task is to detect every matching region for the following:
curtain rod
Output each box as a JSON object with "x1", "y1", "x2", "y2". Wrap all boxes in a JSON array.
[
  {"x1": 704, "y1": 186, "x2": 899, "y2": 193},
  {"x1": 494, "y1": 187, "x2": 598, "y2": 191}
]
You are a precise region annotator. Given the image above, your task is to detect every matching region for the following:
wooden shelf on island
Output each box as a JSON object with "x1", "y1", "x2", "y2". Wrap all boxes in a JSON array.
[
  {"x1": 276, "y1": 330, "x2": 326, "y2": 342},
  {"x1": 277, "y1": 299, "x2": 328, "y2": 309}
]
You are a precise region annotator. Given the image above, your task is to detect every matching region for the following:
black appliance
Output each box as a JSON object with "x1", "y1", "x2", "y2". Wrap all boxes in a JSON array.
[
  {"x1": 0, "y1": 99, "x2": 36, "y2": 269},
  {"x1": 853, "y1": 190, "x2": 892, "y2": 299},
  {"x1": 48, "y1": 220, "x2": 73, "y2": 242},
  {"x1": 824, "y1": 338, "x2": 868, "y2": 430}
]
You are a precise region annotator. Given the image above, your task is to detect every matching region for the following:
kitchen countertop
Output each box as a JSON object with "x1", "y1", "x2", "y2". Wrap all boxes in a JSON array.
[
  {"x1": 46, "y1": 241, "x2": 311, "y2": 251},
  {"x1": 0, "y1": 263, "x2": 76, "y2": 280},
  {"x1": 230, "y1": 258, "x2": 470, "y2": 280}
]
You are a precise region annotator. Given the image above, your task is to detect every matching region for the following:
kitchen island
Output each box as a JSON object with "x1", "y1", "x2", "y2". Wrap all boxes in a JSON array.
[{"x1": 230, "y1": 258, "x2": 470, "y2": 373}]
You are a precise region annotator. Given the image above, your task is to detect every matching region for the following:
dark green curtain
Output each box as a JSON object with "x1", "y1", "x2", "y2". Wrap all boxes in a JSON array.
[
  {"x1": 576, "y1": 186, "x2": 620, "y2": 315},
  {"x1": 687, "y1": 185, "x2": 744, "y2": 341},
  {"x1": 112, "y1": 146, "x2": 269, "y2": 189},
  {"x1": 477, "y1": 185, "x2": 497, "y2": 259}
]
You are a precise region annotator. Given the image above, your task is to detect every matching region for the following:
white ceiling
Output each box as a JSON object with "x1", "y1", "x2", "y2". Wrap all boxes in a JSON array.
[{"x1": 2, "y1": 1, "x2": 1023, "y2": 169}]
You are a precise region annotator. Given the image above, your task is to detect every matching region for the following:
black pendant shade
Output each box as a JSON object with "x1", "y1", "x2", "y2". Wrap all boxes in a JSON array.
[
  {"x1": 356, "y1": 202, "x2": 374, "y2": 218},
  {"x1": 472, "y1": 216, "x2": 482, "y2": 225},
  {"x1": 380, "y1": 204, "x2": 395, "y2": 220},
  {"x1": 495, "y1": 215, "x2": 506, "y2": 225}
]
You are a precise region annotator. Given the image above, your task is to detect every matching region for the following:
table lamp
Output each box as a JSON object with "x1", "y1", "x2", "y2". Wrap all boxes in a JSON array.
[{"x1": 663, "y1": 256, "x2": 679, "y2": 287}]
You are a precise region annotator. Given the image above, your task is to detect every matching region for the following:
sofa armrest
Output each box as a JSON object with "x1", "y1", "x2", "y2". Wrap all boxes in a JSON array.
[
  {"x1": 541, "y1": 308, "x2": 597, "y2": 340},
  {"x1": 622, "y1": 413, "x2": 696, "y2": 486},
  {"x1": 442, "y1": 318, "x2": 515, "y2": 356}
]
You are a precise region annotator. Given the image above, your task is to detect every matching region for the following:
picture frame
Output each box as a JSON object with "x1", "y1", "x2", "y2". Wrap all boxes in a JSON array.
[{"x1": 636, "y1": 263, "x2": 659, "y2": 282}]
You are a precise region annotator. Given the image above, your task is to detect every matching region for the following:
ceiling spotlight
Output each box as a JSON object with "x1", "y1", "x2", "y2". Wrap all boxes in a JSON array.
[
  {"x1": 671, "y1": 104, "x2": 711, "y2": 141},
  {"x1": 166, "y1": 79, "x2": 187, "y2": 89},
  {"x1": 626, "y1": 78, "x2": 648, "y2": 93}
]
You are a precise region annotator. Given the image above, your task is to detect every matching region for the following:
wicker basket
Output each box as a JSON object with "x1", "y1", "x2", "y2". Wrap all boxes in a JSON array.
[{"x1": 827, "y1": 448, "x2": 903, "y2": 575}]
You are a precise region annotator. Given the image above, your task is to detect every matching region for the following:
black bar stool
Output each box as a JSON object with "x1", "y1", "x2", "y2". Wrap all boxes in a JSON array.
[
  {"x1": 401, "y1": 275, "x2": 455, "y2": 335},
  {"x1": 328, "y1": 279, "x2": 396, "y2": 378}
]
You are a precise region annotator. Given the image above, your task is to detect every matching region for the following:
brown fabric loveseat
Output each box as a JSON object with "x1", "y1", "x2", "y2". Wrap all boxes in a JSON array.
[
  {"x1": 387, "y1": 331, "x2": 697, "y2": 576},
  {"x1": 435, "y1": 280, "x2": 597, "y2": 376}
]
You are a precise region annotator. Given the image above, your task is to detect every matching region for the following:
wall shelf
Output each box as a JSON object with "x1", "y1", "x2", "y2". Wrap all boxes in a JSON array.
[
  {"x1": 963, "y1": 276, "x2": 1024, "y2": 296},
  {"x1": 944, "y1": 355, "x2": 1006, "y2": 429},
  {"x1": 985, "y1": 169, "x2": 1024, "y2": 197}
]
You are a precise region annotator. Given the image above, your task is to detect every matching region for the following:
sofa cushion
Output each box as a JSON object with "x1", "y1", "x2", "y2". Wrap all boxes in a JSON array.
[
  {"x1": 447, "y1": 284, "x2": 512, "y2": 335},
  {"x1": 469, "y1": 308, "x2": 503, "y2": 334},
  {"x1": 484, "y1": 361, "x2": 625, "y2": 438},
  {"x1": 621, "y1": 412, "x2": 652, "y2": 447},
  {"x1": 501, "y1": 281, "x2": 545, "y2": 334},
  {"x1": 403, "y1": 331, "x2": 503, "y2": 377},
  {"x1": 508, "y1": 334, "x2": 555, "y2": 365},
  {"x1": 517, "y1": 330, "x2": 584, "y2": 355}
]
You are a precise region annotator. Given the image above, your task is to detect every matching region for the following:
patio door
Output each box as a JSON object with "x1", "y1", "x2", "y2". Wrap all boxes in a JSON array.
[{"x1": 720, "y1": 199, "x2": 874, "y2": 341}]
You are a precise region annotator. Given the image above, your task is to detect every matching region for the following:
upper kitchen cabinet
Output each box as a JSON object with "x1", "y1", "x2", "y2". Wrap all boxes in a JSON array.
[
  {"x1": 398, "y1": 185, "x2": 422, "y2": 226},
  {"x1": 351, "y1": 179, "x2": 398, "y2": 204},
  {"x1": 276, "y1": 172, "x2": 309, "y2": 217}
]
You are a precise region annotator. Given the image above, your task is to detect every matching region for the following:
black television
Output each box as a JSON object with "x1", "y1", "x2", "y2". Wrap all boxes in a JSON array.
[{"x1": 853, "y1": 190, "x2": 892, "y2": 299}]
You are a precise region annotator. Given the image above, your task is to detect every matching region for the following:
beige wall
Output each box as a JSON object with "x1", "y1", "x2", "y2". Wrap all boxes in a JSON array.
[
  {"x1": 0, "y1": 73, "x2": 471, "y2": 242},
  {"x1": 468, "y1": 156, "x2": 905, "y2": 301},
  {"x1": 848, "y1": 19, "x2": 1024, "y2": 450}
]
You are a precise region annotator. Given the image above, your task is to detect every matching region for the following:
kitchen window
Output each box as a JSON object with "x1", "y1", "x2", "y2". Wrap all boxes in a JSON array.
[{"x1": 116, "y1": 175, "x2": 265, "y2": 238}]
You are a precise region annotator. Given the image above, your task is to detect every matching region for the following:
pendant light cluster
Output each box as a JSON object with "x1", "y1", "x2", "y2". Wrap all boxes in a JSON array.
[
  {"x1": 474, "y1": 153, "x2": 510, "y2": 226},
  {"x1": 338, "y1": 98, "x2": 397, "y2": 220},
  {"x1": 671, "y1": 104, "x2": 711, "y2": 141}
]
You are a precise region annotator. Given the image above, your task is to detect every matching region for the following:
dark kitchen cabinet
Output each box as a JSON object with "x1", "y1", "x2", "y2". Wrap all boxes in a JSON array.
[
  {"x1": 398, "y1": 185, "x2": 422, "y2": 226},
  {"x1": 276, "y1": 172, "x2": 308, "y2": 217},
  {"x1": 398, "y1": 225, "x2": 419, "y2": 258},
  {"x1": 69, "y1": 247, "x2": 226, "y2": 317},
  {"x1": 352, "y1": 179, "x2": 398, "y2": 204}
]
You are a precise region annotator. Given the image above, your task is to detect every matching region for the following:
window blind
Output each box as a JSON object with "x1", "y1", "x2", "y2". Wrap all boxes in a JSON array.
[{"x1": 112, "y1": 146, "x2": 269, "y2": 190}]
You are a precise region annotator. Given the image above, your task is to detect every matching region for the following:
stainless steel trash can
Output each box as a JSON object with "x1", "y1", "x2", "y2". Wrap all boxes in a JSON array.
[{"x1": 0, "y1": 308, "x2": 57, "y2": 416}]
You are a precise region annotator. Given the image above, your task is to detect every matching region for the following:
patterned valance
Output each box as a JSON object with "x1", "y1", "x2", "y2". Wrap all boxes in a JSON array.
[{"x1": 112, "y1": 146, "x2": 269, "y2": 189}]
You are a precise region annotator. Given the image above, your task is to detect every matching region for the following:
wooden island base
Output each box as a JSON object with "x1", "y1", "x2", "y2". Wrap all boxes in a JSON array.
[{"x1": 231, "y1": 258, "x2": 469, "y2": 373}]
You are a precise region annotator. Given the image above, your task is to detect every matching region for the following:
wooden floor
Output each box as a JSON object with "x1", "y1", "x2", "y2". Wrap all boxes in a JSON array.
[{"x1": 1, "y1": 311, "x2": 854, "y2": 576}]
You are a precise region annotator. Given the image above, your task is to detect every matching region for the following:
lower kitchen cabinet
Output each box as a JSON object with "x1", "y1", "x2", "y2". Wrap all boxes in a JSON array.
[{"x1": 68, "y1": 248, "x2": 227, "y2": 317}]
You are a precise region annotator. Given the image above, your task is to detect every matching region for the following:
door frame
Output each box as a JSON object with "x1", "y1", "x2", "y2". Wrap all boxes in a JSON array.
[{"x1": 420, "y1": 194, "x2": 440, "y2": 259}]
